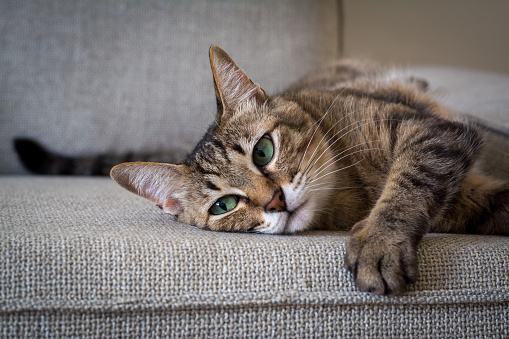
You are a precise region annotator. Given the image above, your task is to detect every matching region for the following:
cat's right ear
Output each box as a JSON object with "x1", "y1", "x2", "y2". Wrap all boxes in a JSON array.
[
  {"x1": 110, "y1": 162, "x2": 188, "y2": 215},
  {"x1": 209, "y1": 45, "x2": 266, "y2": 118}
]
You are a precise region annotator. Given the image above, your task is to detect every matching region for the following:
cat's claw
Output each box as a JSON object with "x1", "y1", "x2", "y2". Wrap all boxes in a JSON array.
[{"x1": 344, "y1": 219, "x2": 419, "y2": 296}]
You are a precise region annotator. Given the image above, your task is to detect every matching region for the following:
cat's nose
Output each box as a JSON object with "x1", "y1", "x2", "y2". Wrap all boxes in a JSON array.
[{"x1": 265, "y1": 189, "x2": 287, "y2": 212}]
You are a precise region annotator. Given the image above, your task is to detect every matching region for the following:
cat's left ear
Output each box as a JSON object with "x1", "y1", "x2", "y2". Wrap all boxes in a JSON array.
[
  {"x1": 209, "y1": 45, "x2": 267, "y2": 117},
  {"x1": 110, "y1": 162, "x2": 188, "y2": 216}
]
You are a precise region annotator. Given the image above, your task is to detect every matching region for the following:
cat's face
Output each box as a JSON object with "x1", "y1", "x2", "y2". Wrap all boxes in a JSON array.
[
  {"x1": 179, "y1": 96, "x2": 338, "y2": 234},
  {"x1": 111, "y1": 46, "x2": 337, "y2": 234}
]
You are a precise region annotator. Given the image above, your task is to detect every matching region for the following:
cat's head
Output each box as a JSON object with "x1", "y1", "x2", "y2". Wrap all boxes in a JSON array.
[{"x1": 111, "y1": 45, "x2": 337, "y2": 234}]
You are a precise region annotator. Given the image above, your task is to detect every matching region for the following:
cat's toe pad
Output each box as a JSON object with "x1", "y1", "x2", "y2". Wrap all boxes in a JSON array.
[{"x1": 344, "y1": 220, "x2": 418, "y2": 296}]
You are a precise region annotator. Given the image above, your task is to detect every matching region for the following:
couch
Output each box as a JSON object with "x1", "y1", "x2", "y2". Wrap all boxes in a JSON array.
[{"x1": 1, "y1": 1, "x2": 508, "y2": 337}]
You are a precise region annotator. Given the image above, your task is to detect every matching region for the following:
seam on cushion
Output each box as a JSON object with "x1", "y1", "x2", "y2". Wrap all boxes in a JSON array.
[{"x1": 2, "y1": 289, "x2": 508, "y2": 313}]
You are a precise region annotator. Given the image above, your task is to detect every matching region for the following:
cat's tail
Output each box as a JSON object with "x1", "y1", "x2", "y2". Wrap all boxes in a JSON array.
[{"x1": 13, "y1": 138, "x2": 189, "y2": 176}]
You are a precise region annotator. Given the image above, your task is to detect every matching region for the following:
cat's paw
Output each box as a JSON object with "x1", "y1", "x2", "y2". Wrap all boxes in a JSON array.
[{"x1": 344, "y1": 219, "x2": 419, "y2": 295}]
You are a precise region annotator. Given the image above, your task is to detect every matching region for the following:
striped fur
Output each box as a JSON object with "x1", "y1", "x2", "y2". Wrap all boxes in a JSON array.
[
  {"x1": 20, "y1": 45, "x2": 509, "y2": 295},
  {"x1": 14, "y1": 138, "x2": 188, "y2": 176}
]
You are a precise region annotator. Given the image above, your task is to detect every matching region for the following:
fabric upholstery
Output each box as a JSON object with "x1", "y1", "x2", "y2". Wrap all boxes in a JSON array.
[
  {"x1": 0, "y1": 0, "x2": 341, "y2": 174},
  {"x1": 409, "y1": 67, "x2": 509, "y2": 131},
  {"x1": 1, "y1": 177, "x2": 508, "y2": 337}
]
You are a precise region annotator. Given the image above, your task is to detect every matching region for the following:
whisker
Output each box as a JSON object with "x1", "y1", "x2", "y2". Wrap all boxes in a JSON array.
[
  {"x1": 305, "y1": 176, "x2": 336, "y2": 189},
  {"x1": 299, "y1": 91, "x2": 362, "y2": 173},
  {"x1": 298, "y1": 94, "x2": 341, "y2": 171},
  {"x1": 309, "y1": 208, "x2": 333, "y2": 215},
  {"x1": 298, "y1": 114, "x2": 327, "y2": 172},
  {"x1": 188, "y1": 125, "x2": 210, "y2": 133},
  {"x1": 309, "y1": 155, "x2": 372, "y2": 184},
  {"x1": 301, "y1": 108, "x2": 366, "y2": 175},
  {"x1": 306, "y1": 180, "x2": 342, "y2": 189},
  {"x1": 303, "y1": 118, "x2": 372, "y2": 178},
  {"x1": 311, "y1": 141, "x2": 379, "y2": 179},
  {"x1": 192, "y1": 71, "x2": 218, "y2": 127},
  {"x1": 303, "y1": 118, "x2": 400, "y2": 178},
  {"x1": 309, "y1": 186, "x2": 357, "y2": 192}
]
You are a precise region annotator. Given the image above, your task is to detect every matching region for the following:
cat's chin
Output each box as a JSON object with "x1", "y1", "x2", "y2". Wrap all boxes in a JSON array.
[
  {"x1": 262, "y1": 200, "x2": 313, "y2": 235},
  {"x1": 284, "y1": 200, "x2": 313, "y2": 234}
]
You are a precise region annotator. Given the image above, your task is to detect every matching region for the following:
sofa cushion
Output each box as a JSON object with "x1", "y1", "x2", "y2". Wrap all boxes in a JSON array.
[
  {"x1": 1, "y1": 177, "x2": 508, "y2": 337},
  {"x1": 0, "y1": 0, "x2": 341, "y2": 174},
  {"x1": 409, "y1": 67, "x2": 509, "y2": 131}
]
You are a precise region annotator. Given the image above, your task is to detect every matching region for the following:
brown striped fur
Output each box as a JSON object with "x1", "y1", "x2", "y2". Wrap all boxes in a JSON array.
[{"x1": 111, "y1": 46, "x2": 508, "y2": 295}]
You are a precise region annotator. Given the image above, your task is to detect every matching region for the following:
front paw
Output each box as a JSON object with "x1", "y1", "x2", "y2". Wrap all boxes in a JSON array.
[{"x1": 344, "y1": 220, "x2": 419, "y2": 295}]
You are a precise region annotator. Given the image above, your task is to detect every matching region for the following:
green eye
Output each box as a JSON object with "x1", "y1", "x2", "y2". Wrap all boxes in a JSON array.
[
  {"x1": 210, "y1": 195, "x2": 239, "y2": 215},
  {"x1": 253, "y1": 135, "x2": 274, "y2": 167}
]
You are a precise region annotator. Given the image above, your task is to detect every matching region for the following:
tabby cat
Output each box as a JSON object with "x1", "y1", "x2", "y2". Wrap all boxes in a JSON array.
[{"x1": 15, "y1": 46, "x2": 509, "y2": 296}]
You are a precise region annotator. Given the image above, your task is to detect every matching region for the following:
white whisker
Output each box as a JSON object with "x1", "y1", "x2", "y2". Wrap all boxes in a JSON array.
[
  {"x1": 298, "y1": 114, "x2": 327, "y2": 171},
  {"x1": 301, "y1": 108, "x2": 365, "y2": 175},
  {"x1": 306, "y1": 180, "x2": 340, "y2": 189},
  {"x1": 309, "y1": 156, "x2": 370, "y2": 184},
  {"x1": 303, "y1": 118, "x2": 399, "y2": 178},
  {"x1": 298, "y1": 94, "x2": 341, "y2": 171},
  {"x1": 302, "y1": 118, "x2": 373, "y2": 177},
  {"x1": 311, "y1": 141, "x2": 379, "y2": 179},
  {"x1": 192, "y1": 72, "x2": 218, "y2": 127},
  {"x1": 309, "y1": 187, "x2": 357, "y2": 192}
]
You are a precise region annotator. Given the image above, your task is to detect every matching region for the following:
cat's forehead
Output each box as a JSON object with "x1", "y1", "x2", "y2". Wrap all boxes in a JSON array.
[
  {"x1": 184, "y1": 98, "x2": 307, "y2": 185},
  {"x1": 219, "y1": 98, "x2": 305, "y2": 137},
  {"x1": 221, "y1": 103, "x2": 275, "y2": 136},
  {"x1": 184, "y1": 123, "x2": 256, "y2": 178}
]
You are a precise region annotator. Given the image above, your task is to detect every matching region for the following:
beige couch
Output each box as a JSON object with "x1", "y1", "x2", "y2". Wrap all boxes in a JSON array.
[{"x1": 1, "y1": 1, "x2": 508, "y2": 337}]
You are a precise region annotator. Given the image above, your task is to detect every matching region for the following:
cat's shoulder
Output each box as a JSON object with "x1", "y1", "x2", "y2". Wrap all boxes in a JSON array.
[
  {"x1": 285, "y1": 59, "x2": 429, "y2": 96},
  {"x1": 284, "y1": 59, "x2": 379, "y2": 94}
]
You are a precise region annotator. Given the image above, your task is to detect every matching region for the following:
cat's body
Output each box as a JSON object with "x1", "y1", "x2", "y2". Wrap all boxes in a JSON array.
[{"x1": 15, "y1": 46, "x2": 509, "y2": 295}]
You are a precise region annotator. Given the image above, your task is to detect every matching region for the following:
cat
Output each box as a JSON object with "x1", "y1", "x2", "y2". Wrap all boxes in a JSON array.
[
  {"x1": 15, "y1": 45, "x2": 509, "y2": 296},
  {"x1": 13, "y1": 138, "x2": 189, "y2": 176}
]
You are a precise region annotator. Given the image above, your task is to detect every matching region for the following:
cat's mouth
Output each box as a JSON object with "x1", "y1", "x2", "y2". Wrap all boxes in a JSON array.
[{"x1": 284, "y1": 200, "x2": 312, "y2": 233}]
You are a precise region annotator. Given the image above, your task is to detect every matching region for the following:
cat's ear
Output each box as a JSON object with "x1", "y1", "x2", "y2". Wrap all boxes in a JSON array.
[
  {"x1": 110, "y1": 162, "x2": 188, "y2": 215},
  {"x1": 209, "y1": 45, "x2": 267, "y2": 117}
]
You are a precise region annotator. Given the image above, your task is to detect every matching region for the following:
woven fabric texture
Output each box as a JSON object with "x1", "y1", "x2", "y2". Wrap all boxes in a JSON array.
[
  {"x1": 1, "y1": 177, "x2": 508, "y2": 337},
  {"x1": 0, "y1": 0, "x2": 341, "y2": 174}
]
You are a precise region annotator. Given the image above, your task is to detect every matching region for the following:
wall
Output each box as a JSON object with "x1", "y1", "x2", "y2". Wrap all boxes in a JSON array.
[{"x1": 342, "y1": 0, "x2": 509, "y2": 74}]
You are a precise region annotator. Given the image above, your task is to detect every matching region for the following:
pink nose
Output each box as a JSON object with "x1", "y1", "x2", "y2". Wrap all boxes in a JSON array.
[{"x1": 265, "y1": 189, "x2": 287, "y2": 212}]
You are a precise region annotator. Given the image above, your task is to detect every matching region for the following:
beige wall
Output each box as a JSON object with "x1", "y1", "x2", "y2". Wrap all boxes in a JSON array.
[{"x1": 343, "y1": 0, "x2": 509, "y2": 74}]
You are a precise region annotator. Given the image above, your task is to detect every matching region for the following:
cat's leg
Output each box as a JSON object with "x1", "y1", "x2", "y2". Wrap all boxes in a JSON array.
[
  {"x1": 434, "y1": 173, "x2": 509, "y2": 235},
  {"x1": 344, "y1": 119, "x2": 483, "y2": 295}
]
